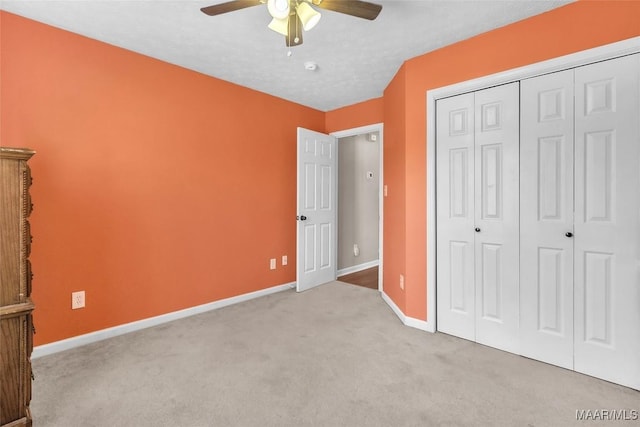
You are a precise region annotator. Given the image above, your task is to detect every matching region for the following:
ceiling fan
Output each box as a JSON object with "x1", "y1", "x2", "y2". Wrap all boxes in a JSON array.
[{"x1": 201, "y1": 0, "x2": 382, "y2": 47}]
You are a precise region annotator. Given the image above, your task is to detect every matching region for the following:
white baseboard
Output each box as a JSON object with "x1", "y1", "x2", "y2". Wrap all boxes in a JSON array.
[
  {"x1": 337, "y1": 260, "x2": 379, "y2": 277},
  {"x1": 381, "y1": 291, "x2": 435, "y2": 333},
  {"x1": 32, "y1": 282, "x2": 296, "y2": 359}
]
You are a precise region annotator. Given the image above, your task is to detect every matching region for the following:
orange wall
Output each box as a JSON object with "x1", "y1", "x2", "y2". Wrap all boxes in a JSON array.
[
  {"x1": 0, "y1": 12, "x2": 324, "y2": 345},
  {"x1": 324, "y1": 97, "x2": 383, "y2": 133},
  {"x1": 380, "y1": 66, "x2": 407, "y2": 311}
]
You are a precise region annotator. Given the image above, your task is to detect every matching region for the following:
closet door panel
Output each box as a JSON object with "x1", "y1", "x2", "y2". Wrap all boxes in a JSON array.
[
  {"x1": 436, "y1": 93, "x2": 476, "y2": 341},
  {"x1": 520, "y1": 69, "x2": 575, "y2": 369},
  {"x1": 474, "y1": 82, "x2": 520, "y2": 354},
  {"x1": 574, "y1": 53, "x2": 640, "y2": 390}
]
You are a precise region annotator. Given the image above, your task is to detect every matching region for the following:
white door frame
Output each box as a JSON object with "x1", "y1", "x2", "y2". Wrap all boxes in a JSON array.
[
  {"x1": 331, "y1": 123, "x2": 384, "y2": 292},
  {"x1": 425, "y1": 36, "x2": 640, "y2": 332}
]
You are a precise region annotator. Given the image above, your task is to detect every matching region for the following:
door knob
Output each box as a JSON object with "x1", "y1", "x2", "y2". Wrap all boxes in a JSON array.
[
  {"x1": 297, "y1": 215, "x2": 307, "y2": 221},
  {"x1": 565, "y1": 232, "x2": 573, "y2": 238},
  {"x1": 475, "y1": 227, "x2": 481, "y2": 232}
]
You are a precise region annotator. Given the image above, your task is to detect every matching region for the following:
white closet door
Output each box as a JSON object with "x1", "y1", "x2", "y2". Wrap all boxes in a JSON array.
[
  {"x1": 474, "y1": 83, "x2": 520, "y2": 354},
  {"x1": 574, "y1": 53, "x2": 640, "y2": 390},
  {"x1": 520, "y1": 70, "x2": 575, "y2": 369},
  {"x1": 436, "y1": 92, "x2": 476, "y2": 341}
]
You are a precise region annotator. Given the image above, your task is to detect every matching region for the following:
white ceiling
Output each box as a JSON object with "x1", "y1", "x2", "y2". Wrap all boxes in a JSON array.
[{"x1": 0, "y1": 0, "x2": 572, "y2": 111}]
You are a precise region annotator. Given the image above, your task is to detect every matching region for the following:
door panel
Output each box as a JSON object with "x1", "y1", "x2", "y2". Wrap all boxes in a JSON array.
[
  {"x1": 436, "y1": 93, "x2": 476, "y2": 341},
  {"x1": 480, "y1": 242, "x2": 503, "y2": 320},
  {"x1": 520, "y1": 69, "x2": 575, "y2": 369},
  {"x1": 449, "y1": 241, "x2": 470, "y2": 313},
  {"x1": 304, "y1": 224, "x2": 316, "y2": 272},
  {"x1": 538, "y1": 136, "x2": 565, "y2": 220},
  {"x1": 537, "y1": 248, "x2": 564, "y2": 334},
  {"x1": 583, "y1": 131, "x2": 614, "y2": 222},
  {"x1": 474, "y1": 82, "x2": 520, "y2": 354},
  {"x1": 582, "y1": 251, "x2": 613, "y2": 346},
  {"x1": 449, "y1": 148, "x2": 470, "y2": 218},
  {"x1": 320, "y1": 223, "x2": 331, "y2": 268},
  {"x1": 480, "y1": 144, "x2": 502, "y2": 219},
  {"x1": 304, "y1": 163, "x2": 316, "y2": 209},
  {"x1": 574, "y1": 54, "x2": 640, "y2": 390},
  {"x1": 297, "y1": 128, "x2": 337, "y2": 292}
]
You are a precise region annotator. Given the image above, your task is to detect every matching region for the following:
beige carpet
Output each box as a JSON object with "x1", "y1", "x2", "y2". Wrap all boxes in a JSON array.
[{"x1": 31, "y1": 282, "x2": 638, "y2": 426}]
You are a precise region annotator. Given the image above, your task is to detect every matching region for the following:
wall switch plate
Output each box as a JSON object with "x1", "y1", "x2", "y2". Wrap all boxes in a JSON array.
[
  {"x1": 400, "y1": 274, "x2": 405, "y2": 290},
  {"x1": 270, "y1": 258, "x2": 276, "y2": 270},
  {"x1": 282, "y1": 255, "x2": 288, "y2": 266},
  {"x1": 72, "y1": 291, "x2": 85, "y2": 309},
  {"x1": 384, "y1": 185, "x2": 388, "y2": 197}
]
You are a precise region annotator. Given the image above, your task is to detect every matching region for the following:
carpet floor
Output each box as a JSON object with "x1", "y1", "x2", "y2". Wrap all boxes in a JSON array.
[{"x1": 31, "y1": 282, "x2": 639, "y2": 426}]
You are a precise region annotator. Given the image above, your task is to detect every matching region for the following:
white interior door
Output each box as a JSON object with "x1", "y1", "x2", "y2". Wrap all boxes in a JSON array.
[
  {"x1": 474, "y1": 83, "x2": 520, "y2": 354},
  {"x1": 436, "y1": 92, "x2": 476, "y2": 341},
  {"x1": 573, "y1": 54, "x2": 640, "y2": 390},
  {"x1": 520, "y1": 69, "x2": 575, "y2": 369},
  {"x1": 297, "y1": 127, "x2": 337, "y2": 292}
]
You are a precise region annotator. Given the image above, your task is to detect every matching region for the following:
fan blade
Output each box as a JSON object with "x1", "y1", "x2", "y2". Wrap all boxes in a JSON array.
[
  {"x1": 312, "y1": 0, "x2": 382, "y2": 20},
  {"x1": 200, "y1": 0, "x2": 264, "y2": 16},
  {"x1": 286, "y1": 13, "x2": 303, "y2": 47}
]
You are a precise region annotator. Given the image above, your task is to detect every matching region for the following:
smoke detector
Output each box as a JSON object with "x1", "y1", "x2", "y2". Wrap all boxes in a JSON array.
[{"x1": 304, "y1": 61, "x2": 318, "y2": 71}]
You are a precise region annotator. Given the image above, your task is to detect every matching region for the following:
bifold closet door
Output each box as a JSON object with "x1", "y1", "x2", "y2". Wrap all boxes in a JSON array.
[
  {"x1": 520, "y1": 54, "x2": 640, "y2": 389},
  {"x1": 573, "y1": 53, "x2": 640, "y2": 390},
  {"x1": 436, "y1": 92, "x2": 476, "y2": 342},
  {"x1": 473, "y1": 83, "x2": 520, "y2": 354},
  {"x1": 520, "y1": 69, "x2": 575, "y2": 369},
  {"x1": 437, "y1": 83, "x2": 520, "y2": 354}
]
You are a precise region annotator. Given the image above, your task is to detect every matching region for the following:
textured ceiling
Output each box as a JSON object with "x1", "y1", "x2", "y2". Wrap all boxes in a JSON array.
[{"x1": 0, "y1": 0, "x2": 573, "y2": 111}]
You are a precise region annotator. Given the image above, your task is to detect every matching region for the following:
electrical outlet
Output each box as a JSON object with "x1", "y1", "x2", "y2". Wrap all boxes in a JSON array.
[
  {"x1": 72, "y1": 291, "x2": 85, "y2": 309},
  {"x1": 400, "y1": 274, "x2": 405, "y2": 290},
  {"x1": 270, "y1": 258, "x2": 276, "y2": 270},
  {"x1": 282, "y1": 255, "x2": 288, "y2": 266}
]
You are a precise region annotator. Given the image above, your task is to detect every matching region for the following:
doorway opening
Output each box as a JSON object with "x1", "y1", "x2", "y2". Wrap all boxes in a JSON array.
[{"x1": 332, "y1": 125, "x2": 383, "y2": 292}]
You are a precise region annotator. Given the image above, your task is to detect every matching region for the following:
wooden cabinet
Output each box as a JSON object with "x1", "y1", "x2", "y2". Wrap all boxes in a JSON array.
[{"x1": 1, "y1": 147, "x2": 35, "y2": 427}]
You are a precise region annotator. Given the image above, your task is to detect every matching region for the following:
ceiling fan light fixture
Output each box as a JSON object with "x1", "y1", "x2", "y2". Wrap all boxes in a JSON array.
[
  {"x1": 267, "y1": 0, "x2": 290, "y2": 20},
  {"x1": 296, "y1": 2, "x2": 321, "y2": 31},
  {"x1": 268, "y1": 17, "x2": 289, "y2": 36},
  {"x1": 200, "y1": 0, "x2": 383, "y2": 48}
]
